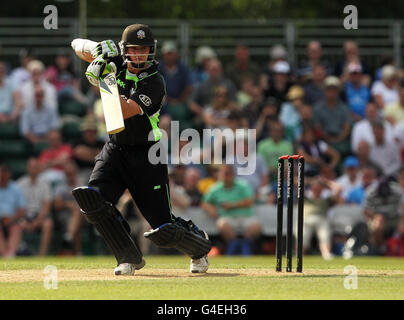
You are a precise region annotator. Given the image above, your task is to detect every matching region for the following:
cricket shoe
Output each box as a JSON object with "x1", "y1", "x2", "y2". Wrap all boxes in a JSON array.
[
  {"x1": 190, "y1": 230, "x2": 210, "y2": 273},
  {"x1": 114, "y1": 258, "x2": 146, "y2": 276}
]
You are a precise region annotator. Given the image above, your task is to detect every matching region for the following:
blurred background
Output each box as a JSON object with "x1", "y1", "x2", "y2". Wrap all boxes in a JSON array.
[{"x1": 0, "y1": 0, "x2": 404, "y2": 260}]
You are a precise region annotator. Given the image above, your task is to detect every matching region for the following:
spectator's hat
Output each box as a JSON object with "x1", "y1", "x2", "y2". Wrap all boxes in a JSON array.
[
  {"x1": 381, "y1": 65, "x2": 396, "y2": 80},
  {"x1": 287, "y1": 85, "x2": 305, "y2": 100},
  {"x1": 273, "y1": 61, "x2": 290, "y2": 74},
  {"x1": 161, "y1": 41, "x2": 177, "y2": 54},
  {"x1": 27, "y1": 60, "x2": 45, "y2": 73},
  {"x1": 195, "y1": 46, "x2": 216, "y2": 64},
  {"x1": 80, "y1": 115, "x2": 98, "y2": 132},
  {"x1": 324, "y1": 76, "x2": 340, "y2": 89},
  {"x1": 347, "y1": 62, "x2": 362, "y2": 74},
  {"x1": 270, "y1": 45, "x2": 287, "y2": 60},
  {"x1": 344, "y1": 156, "x2": 359, "y2": 168}
]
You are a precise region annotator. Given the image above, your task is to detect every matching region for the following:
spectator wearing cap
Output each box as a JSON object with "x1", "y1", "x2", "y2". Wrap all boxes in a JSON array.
[
  {"x1": 225, "y1": 44, "x2": 261, "y2": 90},
  {"x1": 158, "y1": 41, "x2": 193, "y2": 107},
  {"x1": 333, "y1": 40, "x2": 371, "y2": 87},
  {"x1": 384, "y1": 80, "x2": 404, "y2": 126},
  {"x1": 344, "y1": 62, "x2": 371, "y2": 121},
  {"x1": 264, "y1": 61, "x2": 293, "y2": 105},
  {"x1": 351, "y1": 102, "x2": 394, "y2": 152},
  {"x1": 313, "y1": 76, "x2": 352, "y2": 156},
  {"x1": 0, "y1": 164, "x2": 26, "y2": 257},
  {"x1": 17, "y1": 60, "x2": 57, "y2": 111},
  {"x1": 371, "y1": 65, "x2": 399, "y2": 109},
  {"x1": 0, "y1": 60, "x2": 20, "y2": 123},
  {"x1": 279, "y1": 85, "x2": 305, "y2": 141},
  {"x1": 191, "y1": 46, "x2": 217, "y2": 87},
  {"x1": 303, "y1": 64, "x2": 327, "y2": 106},
  {"x1": 260, "y1": 44, "x2": 288, "y2": 91},
  {"x1": 336, "y1": 156, "x2": 362, "y2": 201},
  {"x1": 20, "y1": 85, "x2": 61, "y2": 145},
  {"x1": 17, "y1": 158, "x2": 53, "y2": 256},
  {"x1": 369, "y1": 120, "x2": 402, "y2": 178},
  {"x1": 73, "y1": 115, "x2": 104, "y2": 183},
  {"x1": 298, "y1": 41, "x2": 331, "y2": 81},
  {"x1": 189, "y1": 59, "x2": 237, "y2": 118}
]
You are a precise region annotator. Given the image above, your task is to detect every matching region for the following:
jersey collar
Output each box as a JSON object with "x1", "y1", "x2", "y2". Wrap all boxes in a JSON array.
[{"x1": 125, "y1": 61, "x2": 159, "y2": 83}]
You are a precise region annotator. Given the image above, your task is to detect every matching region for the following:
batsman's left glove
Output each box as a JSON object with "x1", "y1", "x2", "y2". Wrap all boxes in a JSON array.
[
  {"x1": 91, "y1": 40, "x2": 118, "y2": 59},
  {"x1": 85, "y1": 57, "x2": 117, "y2": 87}
]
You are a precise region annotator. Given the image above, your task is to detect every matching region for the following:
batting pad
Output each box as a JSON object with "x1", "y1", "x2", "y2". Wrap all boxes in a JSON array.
[
  {"x1": 72, "y1": 186, "x2": 144, "y2": 266},
  {"x1": 144, "y1": 217, "x2": 212, "y2": 259}
]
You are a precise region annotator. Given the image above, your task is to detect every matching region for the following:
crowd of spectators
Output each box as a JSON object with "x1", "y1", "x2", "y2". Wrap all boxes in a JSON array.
[{"x1": 1, "y1": 39, "x2": 404, "y2": 258}]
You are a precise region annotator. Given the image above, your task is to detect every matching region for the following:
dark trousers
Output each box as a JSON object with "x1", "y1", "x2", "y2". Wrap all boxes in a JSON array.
[{"x1": 88, "y1": 141, "x2": 173, "y2": 229}]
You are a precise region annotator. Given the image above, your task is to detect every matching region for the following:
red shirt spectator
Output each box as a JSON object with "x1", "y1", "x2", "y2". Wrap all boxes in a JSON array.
[
  {"x1": 39, "y1": 130, "x2": 73, "y2": 171},
  {"x1": 385, "y1": 220, "x2": 404, "y2": 257}
]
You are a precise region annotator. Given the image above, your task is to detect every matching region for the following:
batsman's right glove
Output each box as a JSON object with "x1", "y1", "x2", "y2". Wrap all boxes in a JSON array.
[
  {"x1": 85, "y1": 57, "x2": 117, "y2": 87},
  {"x1": 91, "y1": 40, "x2": 118, "y2": 59}
]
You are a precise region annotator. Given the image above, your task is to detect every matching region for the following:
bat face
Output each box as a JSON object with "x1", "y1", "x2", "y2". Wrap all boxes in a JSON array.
[{"x1": 99, "y1": 73, "x2": 125, "y2": 134}]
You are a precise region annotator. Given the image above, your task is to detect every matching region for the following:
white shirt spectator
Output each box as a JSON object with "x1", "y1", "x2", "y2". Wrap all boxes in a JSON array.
[
  {"x1": 371, "y1": 80, "x2": 399, "y2": 108},
  {"x1": 0, "y1": 77, "x2": 14, "y2": 115},
  {"x1": 351, "y1": 118, "x2": 394, "y2": 152},
  {"x1": 20, "y1": 79, "x2": 57, "y2": 110},
  {"x1": 370, "y1": 141, "x2": 402, "y2": 177},
  {"x1": 10, "y1": 67, "x2": 31, "y2": 90},
  {"x1": 17, "y1": 176, "x2": 52, "y2": 220},
  {"x1": 20, "y1": 103, "x2": 60, "y2": 137},
  {"x1": 336, "y1": 174, "x2": 362, "y2": 200}
]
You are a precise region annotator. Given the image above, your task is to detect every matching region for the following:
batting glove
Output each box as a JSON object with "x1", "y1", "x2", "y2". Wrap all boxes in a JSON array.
[
  {"x1": 85, "y1": 57, "x2": 117, "y2": 87},
  {"x1": 91, "y1": 40, "x2": 118, "y2": 59}
]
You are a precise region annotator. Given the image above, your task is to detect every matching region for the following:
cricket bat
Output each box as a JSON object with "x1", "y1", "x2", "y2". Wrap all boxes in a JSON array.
[{"x1": 99, "y1": 72, "x2": 125, "y2": 134}]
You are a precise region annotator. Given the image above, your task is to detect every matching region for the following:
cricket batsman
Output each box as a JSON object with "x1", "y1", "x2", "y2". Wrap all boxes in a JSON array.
[{"x1": 70, "y1": 24, "x2": 211, "y2": 275}]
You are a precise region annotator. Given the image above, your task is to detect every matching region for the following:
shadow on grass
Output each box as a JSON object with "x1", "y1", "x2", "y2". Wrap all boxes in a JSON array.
[{"x1": 137, "y1": 272, "x2": 240, "y2": 278}]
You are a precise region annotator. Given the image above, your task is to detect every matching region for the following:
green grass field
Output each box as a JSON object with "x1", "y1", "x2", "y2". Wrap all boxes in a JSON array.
[{"x1": 0, "y1": 255, "x2": 403, "y2": 300}]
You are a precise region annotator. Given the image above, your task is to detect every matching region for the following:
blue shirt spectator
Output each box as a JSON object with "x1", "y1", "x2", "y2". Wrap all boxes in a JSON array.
[
  {"x1": 345, "y1": 81, "x2": 370, "y2": 119},
  {"x1": 0, "y1": 181, "x2": 26, "y2": 218}
]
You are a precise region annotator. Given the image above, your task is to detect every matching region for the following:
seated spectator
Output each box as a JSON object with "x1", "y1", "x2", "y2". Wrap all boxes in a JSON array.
[
  {"x1": 202, "y1": 164, "x2": 261, "y2": 255},
  {"x1": 0, "y1": 164, "x2": 26, "y2": 257},
  {"x1": 20, "y1": 85, "x2": 60, "y2": 145},
  {"x1": 304, "y1": 64, "x2": 326, "y2": 106},
  {"x1": 298, "y1": 40, "x2": 331, "y2": 81},
  {"x1": 198, "y1": 164, "x2": 219, "y2": 195},
  {"x1": 364, "y1": 178, "x2": 403, "y2": 254},
  {"x1": 336, "y1": 156, "x2": 362, "y2": 201},
  {"x1": 296, "y1": 126, "x2": 339, "y2": 176},
  {"x1": 346, "y1": 167, "x2": 376, "y2": 205},
  {"x1": 242, "y1": 84, "x2": 265, "y2": 126},
  {"x1": 385, "y1": 219, "x2": 404, "y2": 257},
  {"x1": 344, "y1": 63, "x2": 371, "y2": 121},
  {"x1": 73, "y1": 115, "x2": 104, "y2": 183},
  {"x1": 254, "y1": 97, "x2": 279, "y2": 141},
  {"x1": 17, "y1": 158, "x2": 53, "y2": 256},
  {"x1": 279, "y1": 85, "x2": 305, "y2": 141},
  {"x1": 351, "y1": 102, "x2": 394, "y2": 152},
  {"x1": 355, "y1": 140, "x2": 383, "y2": 177},
  {"x1": 313, "y1": 76, "x2": 352, "y2": 156},
  {"x1": 384, "y1": 80, "x2": 404, "y2": 125},
  {"x1": 53, "y1": 161, "x2": 83, "y2": 254},
  {"x1": 18, "y1": 60, "x2": 57, "y2": 111},
  {"x1": 38, "y1": 130, "x2": 74, "y2": 185},
  {"x1": 260, "y1": 44, "x2": 288, "y2": 91},
  {"x1": 168, "y1": 166, "x2": 191, "y2": 216},
  {"x1": 264, "y1": 61, "x2": 293, "y2": 104},
  {"x1": 158, "y1": 41, "x2": 193, "y2": 106},
  {"x1": 189, "y1": 59, "x2": 237, "y2": 119},
  {"x1": 232, "y1": 137, "x2": 268, "y2": 197},
  {"x1": 225, "y1": 44, "x2": 260, "y2": 90},
  {"x1": 10, "y1": 48, "x2": 34, "y2": 89},
  {"x1": 192, "y1": 46, "x2": 217, "y2": 87},
  {"x1": 371, "y1": 65, "x2": 399, "y2": 109},
  {"x1": 257, "y1": 121, "x2": 293, "y2": 182},
  {"x1": 0, "y1": 60, "x2": 20, "y2": 123},
  {"x1": 369, "y1": 120, "x2": 402, "y2": 178},
  {"x1": 303, "y1": 176, "x2": 342, "y2": 260},
  {"x1": 183, "y1": 168, "x2": 203, "y2": 207},
  {"x1": 237, "y1": 75, "x2": 256, "y2": 108},
  {"x1": 334, "y1": 40, "x2": 371, "y2": 86},
  {"x1": 203, "y1": 86, "x2": 238, "y2": 129}
]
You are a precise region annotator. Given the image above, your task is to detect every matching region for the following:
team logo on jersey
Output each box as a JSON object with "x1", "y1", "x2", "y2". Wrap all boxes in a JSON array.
[
  {"x1": 137, "y1": 30, "x2": 146, "y2": 39},
  {"x1": 130, "y1": 88, "x2": 135, "y2": 96},
  {"x1": 138, "y1": 72, "x2": 148, "y2": 79},
  {"x1": 116, "y1": 79, "x2": 125, "y2": 88},
  {"x1": 139, "y1": 94, "x2": 152, "y2": 106}
]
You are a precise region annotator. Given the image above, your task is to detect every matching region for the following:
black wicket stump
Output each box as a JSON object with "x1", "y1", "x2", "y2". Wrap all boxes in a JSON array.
[
  {"x1": 276, "y1": 156, "x2": 287, "y2": 272},
  {"x1": 286, "y1": 156, "x2": 295, "y2": 272},
  {"x1": 296, "y1": 156, "x2": 305, "y2": 273}
]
